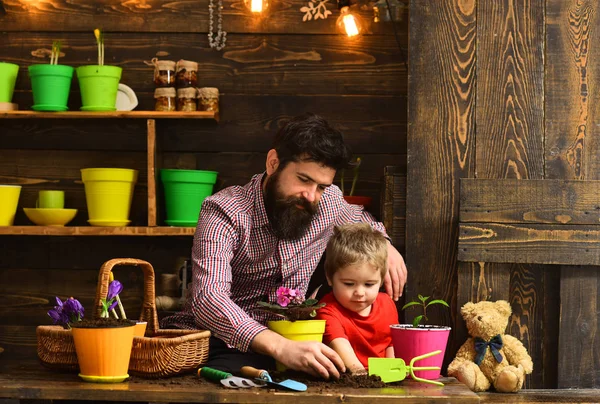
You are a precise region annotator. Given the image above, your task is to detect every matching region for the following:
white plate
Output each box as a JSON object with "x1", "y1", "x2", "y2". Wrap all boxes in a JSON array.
[{"x1": 115, "y1": 83, "x2": 138, "y2": 111}]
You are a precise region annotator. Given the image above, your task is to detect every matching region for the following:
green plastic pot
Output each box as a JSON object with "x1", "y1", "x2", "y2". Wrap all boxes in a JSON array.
[
  {"x1": 29, "y1": 64, "x2": 74, "y2": 111},
  {"x1": 76, "y1": 65, "x2": 122, "y2": 111},
  {"x1": 161, "y1": 169, "x2": 218, "y2": 227},
  {"x1": 0, "y1": 62, "x2": 19, "y2": 103}
]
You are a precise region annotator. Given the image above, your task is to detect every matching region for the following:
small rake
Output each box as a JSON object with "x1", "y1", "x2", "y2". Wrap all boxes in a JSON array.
[{"x1": 368, "y1": 350, "x2": 444, "y2": 386}]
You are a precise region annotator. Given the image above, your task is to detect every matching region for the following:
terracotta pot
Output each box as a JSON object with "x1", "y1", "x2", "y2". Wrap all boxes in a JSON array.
[{"x1": 343, "y1": 195, "x2": 372, "y2": 208}]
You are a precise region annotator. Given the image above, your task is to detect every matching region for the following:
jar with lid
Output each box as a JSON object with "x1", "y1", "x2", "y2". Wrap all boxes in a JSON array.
[
  {"x1": 152, "y1": 58, "x2": 176, "y2": 87},
  {"x1": 197, "y1": 87, "x2": 219, "y2": 115},
  {"x1": 175, "y1": 60, "x2": 198, "y2": 88},
  {"x1": 177, "y1": 87, "x2": 197, "y2": 111},
  {"x1": 154, "y1": 87, "x2": 176, "y2": 112}
]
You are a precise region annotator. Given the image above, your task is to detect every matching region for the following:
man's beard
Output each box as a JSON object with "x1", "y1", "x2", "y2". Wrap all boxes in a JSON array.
[{"x1": 264, "y1": 171, "x2": 318, "y2": 240}]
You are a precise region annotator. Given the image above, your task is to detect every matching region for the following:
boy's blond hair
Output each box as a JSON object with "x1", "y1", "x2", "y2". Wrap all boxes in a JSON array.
[{"x1": 325, "y1": 223, "x2": 388, "y2": 281}]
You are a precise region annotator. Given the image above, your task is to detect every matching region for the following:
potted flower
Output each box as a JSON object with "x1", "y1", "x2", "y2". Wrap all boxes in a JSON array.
[
  {"x1": 28, "y1": 41, "x2": 74, "y2": 111},
  {"x1": 76, "y1": 29, "x2": 122, "y2": 111},
  {"x1": 341, "y1": 157, "x2": 372, "y2": 208},
  {"x1": 256, "y1": 286, "x2": 326, "y2": 371},
  {"x1": 70, "y1": 279, "x2": 136, "y2": 383},
  {"x1": 390, "y1": 294, "x2": 451, "y2": 380}
]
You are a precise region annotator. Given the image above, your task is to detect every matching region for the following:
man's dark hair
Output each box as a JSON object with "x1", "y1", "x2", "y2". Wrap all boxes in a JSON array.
[{"x1": 272, "y1": 113, "x2": 352, "y2": 171}]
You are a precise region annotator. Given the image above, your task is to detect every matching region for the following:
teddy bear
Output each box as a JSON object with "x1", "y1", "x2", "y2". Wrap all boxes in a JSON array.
[{"x1": 448, "y1": 300, "x2": 533, "y2": 393}]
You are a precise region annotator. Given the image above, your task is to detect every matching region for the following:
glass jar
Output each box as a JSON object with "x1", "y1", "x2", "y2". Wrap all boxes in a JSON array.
[
  {"x1": 176, "y1": 60, "x2": 198, "y2": 88},
  {"x1": 154, "y1": 87, "x2": 176, "y2": 112},
  {"x1": 197, "y1": 87, "x2": 219, "y2": 115},
  {"x1": 152, "y1": 58, "x2": 176, "y2": 87},
  {"x1": 177, "y1": 87, "x2": 197, "y2": 112}
]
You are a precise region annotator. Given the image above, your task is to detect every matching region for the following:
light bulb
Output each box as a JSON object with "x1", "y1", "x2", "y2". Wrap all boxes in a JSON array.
[
  {"x1": 244, "y1": 0, "x2": 269, "y2": 13},
  {"x1": 336, "y1": 6, "x2": 362, "y2": 37}
]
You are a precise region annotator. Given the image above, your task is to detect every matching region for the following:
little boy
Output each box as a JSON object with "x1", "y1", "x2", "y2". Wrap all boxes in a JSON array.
[{"x1": 316, "y1": 223, "x2": 399, "y2": 374}]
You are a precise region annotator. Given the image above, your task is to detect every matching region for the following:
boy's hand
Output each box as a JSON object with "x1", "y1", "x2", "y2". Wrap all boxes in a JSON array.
[
  {"x1": 384, "y1": 241, "x2": 407, "y2": 301},
  {"x1": 350, "y1": 367, "x2": 367, "y2": 376}
]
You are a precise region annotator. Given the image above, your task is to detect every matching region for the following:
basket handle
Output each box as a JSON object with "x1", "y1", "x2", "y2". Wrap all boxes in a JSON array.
[{"x1": 92, "y1": 258, "x2": 159, "y2": 334}]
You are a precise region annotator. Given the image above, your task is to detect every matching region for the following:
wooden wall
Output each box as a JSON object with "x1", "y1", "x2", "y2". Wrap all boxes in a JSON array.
[
  {"x1": 408, "y1": 0, "x2": 600, "y2": 390},
  {"x1": 0, "y1": 0, "x2": 407, "y2": 358}
]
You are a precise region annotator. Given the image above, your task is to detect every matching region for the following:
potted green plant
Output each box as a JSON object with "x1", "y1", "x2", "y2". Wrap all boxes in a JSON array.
[
  {"x1": 341, "y1": 157, "x2": 372, "y2": 208},
  {"x1": 390, "y1": 294, "x2": 451, "y2": 380},
  {"x1": 256, "y1": 286, "x2": 326, "y2": 371},
  {"x1": 76, "y1": 29, "x2": 122, "y2": 111},
  {"x1": 28, "y1": 41, "x2": 74, "y2": 111}
]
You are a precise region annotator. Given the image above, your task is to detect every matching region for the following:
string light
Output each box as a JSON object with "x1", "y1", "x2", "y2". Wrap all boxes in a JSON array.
[
  {"x1": 336, "y1": 0, "x2": 362, "y2": 37},
  {"x1": 245, "y1": 0, "x2": 269, "y2": 14}
]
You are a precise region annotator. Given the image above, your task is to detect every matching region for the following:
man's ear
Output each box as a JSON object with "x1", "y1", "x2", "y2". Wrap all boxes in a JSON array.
[{"x1": 266, "y1": 149, "x2": 280, "y2": 175}]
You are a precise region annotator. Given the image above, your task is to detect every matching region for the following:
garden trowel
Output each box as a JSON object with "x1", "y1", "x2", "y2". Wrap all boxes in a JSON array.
[
  {"x1": 240, "y1": 366, "x2": 307, "y2": 391},
  {"x1": 198, "y1": 366, "x2": 264, "y2": 388},
  {"x1": 368, "y1": 350, "x2": 444, "y2": 386}
]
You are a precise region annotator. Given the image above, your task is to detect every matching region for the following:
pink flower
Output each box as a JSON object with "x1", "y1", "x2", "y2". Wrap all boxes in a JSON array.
[
  {"x1": 276, "y1": 287, "x2": 291, "y2": 298},
  {"x1": 277, "y1": 295, "x2": 291, "y2": 307}
]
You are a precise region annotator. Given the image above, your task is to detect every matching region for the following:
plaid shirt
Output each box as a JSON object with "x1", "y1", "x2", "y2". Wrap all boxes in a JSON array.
[{"x1": 162, "y1": 172, "x2": 387, "y2": 352}]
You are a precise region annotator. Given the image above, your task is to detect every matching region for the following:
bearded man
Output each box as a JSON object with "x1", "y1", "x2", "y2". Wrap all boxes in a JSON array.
[{"x1": 161, "y1": 113, "x2": 407, "y2": 379}]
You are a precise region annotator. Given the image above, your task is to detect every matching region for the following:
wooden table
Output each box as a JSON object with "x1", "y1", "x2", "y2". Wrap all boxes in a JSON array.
[{"x1": 0, "y1": 359, "x2": 478, "y2": 403}]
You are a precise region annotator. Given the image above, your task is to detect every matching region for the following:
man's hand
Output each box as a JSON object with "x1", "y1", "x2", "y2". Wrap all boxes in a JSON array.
[
  {"x1": 274, "y1": 339, "x2": 346, "y2": 380},
  {"x1": 384, "y1": 241, "x2": 407, "y2": 301},
  {"x1": 252, "y1": 330, "x2": 345, "y2": 379}
]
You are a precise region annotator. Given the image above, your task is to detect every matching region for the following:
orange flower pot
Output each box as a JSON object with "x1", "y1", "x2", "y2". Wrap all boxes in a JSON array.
[{"x1": 71, "y1": 323, "x2": 135, "y2": 383}]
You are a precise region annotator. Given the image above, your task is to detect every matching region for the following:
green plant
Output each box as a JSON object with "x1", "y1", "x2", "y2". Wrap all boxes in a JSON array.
[
  {"x1": 402, "y1": 294, "x2": 449, "y2": 327},
  {"x1": 50, "y1": 41, "x2": 62, "y2": 65},
  {"x1": 340, "y1": 157, "x2": 361, "y2": 196}
]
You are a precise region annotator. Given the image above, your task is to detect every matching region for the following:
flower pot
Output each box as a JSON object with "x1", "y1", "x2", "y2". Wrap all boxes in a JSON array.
[
  {"x1": 28, "y1": 64, "x2": 74, "y2": 111},
  {"x1": 0, "y1": 185, "x2": 21, "y2": 226},
  {"x1": 76, "y1": 65, "x2": 122, "y2": 111},
  {"x1": 71, "y1": 320, "x2": 136, "y2": 383},
  {"x1": 268, "y1": 320, "x2": 326, "y2": 371},
  {"x1": 390, "y1": 324, "x2": 451, "y2": 380},
  {"x1": 343, "y1": 195, "x2": 372, "y2": 209},
  {"x1": 0, "y1": 62, "x2": 19, "y2": 103},
  {"x1": 160, "y1": 169, "x2": 218, "y2": 227},
  {"x1": 81, "y1": 168, "x2": 138, "y2": 226}
]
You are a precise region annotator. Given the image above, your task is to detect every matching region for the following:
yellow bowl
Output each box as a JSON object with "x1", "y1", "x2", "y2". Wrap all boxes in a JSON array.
[{"x1": 23, "y1": 208, "x2": 78, "y2": 226}]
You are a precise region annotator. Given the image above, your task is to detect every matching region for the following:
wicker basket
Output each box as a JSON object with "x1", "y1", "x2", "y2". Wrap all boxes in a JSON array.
[
  {"x1": 37, "y1": 258, "x2": 211, "y2": 377},
  {"x1": 96, "y1": 258, "x2": 211, "y2": 378},
  {"x1": 36, "y1": 325, "x2": 78, "y2": 371}
]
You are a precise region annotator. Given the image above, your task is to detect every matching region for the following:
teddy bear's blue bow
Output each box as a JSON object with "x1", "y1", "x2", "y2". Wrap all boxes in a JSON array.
[{"x1": 474, "y1": 335, "x2": 503, "y2": 365}]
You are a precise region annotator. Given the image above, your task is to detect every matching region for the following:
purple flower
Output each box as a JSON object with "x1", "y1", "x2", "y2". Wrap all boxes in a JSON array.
[
  {"x1": 107, "y1": 280, "x2": 123, "y2": 301},
  {"x1": 47, "y1": 296, "x2": 84, "y2": 328},
  {"x1": 108, "y1": 300, "x2": 118, "y2": 311}
]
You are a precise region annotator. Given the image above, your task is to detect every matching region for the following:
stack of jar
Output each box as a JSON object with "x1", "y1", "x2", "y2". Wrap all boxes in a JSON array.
[
  {"x1": 152, "y1": 59, "x2": 219, "y2": 115},
  {"x1": 153, "y1": 59, "x2": 198, "y2": 112}
]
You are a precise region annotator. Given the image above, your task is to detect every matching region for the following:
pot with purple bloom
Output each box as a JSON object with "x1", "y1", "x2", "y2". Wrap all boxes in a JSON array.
[
  {"x1": 256, "y1": 286, "x2": 327, "y2": 371},
  {"x1": 70, "y1": 277, "x2": 136, "y2": 383}
]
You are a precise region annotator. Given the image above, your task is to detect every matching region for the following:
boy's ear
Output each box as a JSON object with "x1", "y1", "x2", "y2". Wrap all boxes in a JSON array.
[{"x1": 326, "y1": 275, "x2": 333, "y2": 287}]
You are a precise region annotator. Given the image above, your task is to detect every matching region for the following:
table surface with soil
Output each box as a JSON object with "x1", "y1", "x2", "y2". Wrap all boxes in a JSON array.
[{"x1": 0, "y1": 356, "x2": 478, "y2": 403}]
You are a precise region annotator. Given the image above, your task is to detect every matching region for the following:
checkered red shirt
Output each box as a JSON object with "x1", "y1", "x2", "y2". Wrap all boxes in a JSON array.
[{"x1": 162, "y1": 172, "x2": 387, "y2": 352}]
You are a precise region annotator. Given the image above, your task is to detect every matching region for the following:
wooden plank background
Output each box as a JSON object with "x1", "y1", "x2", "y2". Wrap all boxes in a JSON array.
[
  {"x1": 0, "y1": 1, "x2": 408, "y2": 358},
  {"x1": 412, "y1": 0, "x2": 600, "y2": 389}
]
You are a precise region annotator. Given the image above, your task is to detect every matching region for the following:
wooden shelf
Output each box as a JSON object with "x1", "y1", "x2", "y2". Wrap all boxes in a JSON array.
[
  {"x1": 0, "y1": 226, "x2": 195, "y2": 236},
  {"x1": 0, "y1": 111, "x2": 217, "y2": 120}
]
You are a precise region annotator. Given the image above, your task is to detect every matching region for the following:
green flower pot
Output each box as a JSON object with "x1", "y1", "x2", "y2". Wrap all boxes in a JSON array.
[
  {"x1": 160, "y1": 169, "x2": 218, "y2": 227},
  {"x1": 76, "y1": 65, "x2": 122, "y2": 111},
  {"x1": 0, "y1": 62, "x2": 19, "y2": 103},
  {"x1": 29, "y1": 64, "x2": 74, "y2": 111}
]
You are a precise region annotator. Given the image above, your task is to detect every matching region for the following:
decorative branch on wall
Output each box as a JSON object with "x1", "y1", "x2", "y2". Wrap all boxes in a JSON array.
[{"x1": 300, "y1": 0, "x2": 332, "y2": 21}]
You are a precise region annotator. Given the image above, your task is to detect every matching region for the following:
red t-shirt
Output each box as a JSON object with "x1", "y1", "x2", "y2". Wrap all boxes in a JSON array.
[{"x1": 316, "y1": 292, "x2": 399, "y2": 368}]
